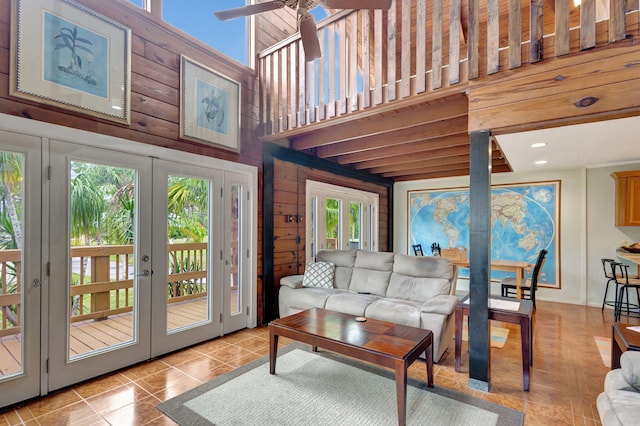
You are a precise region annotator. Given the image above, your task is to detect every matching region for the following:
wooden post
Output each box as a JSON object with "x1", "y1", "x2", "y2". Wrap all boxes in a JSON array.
[
  {"x1": 91, "y1": 254, "x2": 111, "y2": 319},
  {"x1": 468, "y1": 130, "x2": 491, "y2": 391}
]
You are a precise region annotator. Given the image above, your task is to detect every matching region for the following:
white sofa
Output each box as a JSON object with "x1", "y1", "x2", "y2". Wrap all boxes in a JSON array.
[
  {"x1": 597, "y1": 351, "x2": 640, "y2": 426},
  {"x1": 278, "y1": 249, "x2": 458, "y2": 362}
]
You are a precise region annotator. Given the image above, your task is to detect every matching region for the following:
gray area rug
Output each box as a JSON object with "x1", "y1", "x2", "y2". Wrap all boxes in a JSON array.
[{"x1": 158, "y1": 343, "x2": 524, "y2": 425}]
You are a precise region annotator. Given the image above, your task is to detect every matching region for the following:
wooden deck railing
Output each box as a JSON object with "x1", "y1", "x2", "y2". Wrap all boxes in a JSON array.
[
  {"x1": 258, "y1": 0, "x2": 637, "y2": 136},
  {"x1": 0, "y1": 243, "x2": 209, "y2": 334}
]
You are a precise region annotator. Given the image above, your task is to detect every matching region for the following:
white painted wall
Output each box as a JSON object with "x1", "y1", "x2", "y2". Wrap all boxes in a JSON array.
[
  {"x1": 586, "y1": 165, "x2": 640, "y2": 308},
  {"x1": 394, "y1": 163, "x2": 640, "y2": 306}
]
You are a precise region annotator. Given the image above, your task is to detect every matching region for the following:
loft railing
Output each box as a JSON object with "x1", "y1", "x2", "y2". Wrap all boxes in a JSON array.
[
  {"x1": 257, "y1": 0, "x2": 637, "y2": 136},
  {"x1": 0, "y1": 243, "x2": 209, "y2": 336}
]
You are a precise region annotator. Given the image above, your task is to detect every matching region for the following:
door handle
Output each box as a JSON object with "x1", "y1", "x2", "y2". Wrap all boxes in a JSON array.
[
  {"x1": 33, "y1": 278, "x2": 42, "y2": 287},
  {"x1": 137, "y1": 269, "x2": 150, "y2": 277}
]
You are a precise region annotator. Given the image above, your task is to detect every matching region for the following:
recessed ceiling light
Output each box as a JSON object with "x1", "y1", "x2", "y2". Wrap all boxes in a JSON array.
[
  {"x1": 531, "y1": 143, "x2": 547, "y2": 148},
  {"x1": 535, "y1": 160, "x2": 548, "y2": 165}
]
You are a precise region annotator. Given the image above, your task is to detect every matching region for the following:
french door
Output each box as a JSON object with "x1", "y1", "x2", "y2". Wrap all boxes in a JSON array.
[
  {"x1": 0, "y1": 126, "x2": 255, "y2": 403},
  {"x1": 48, "y1": 141, "x2": 153, "y2": 390},
  {"x1": 0, "y1": 132, "x2": 42, "y2": 407}
]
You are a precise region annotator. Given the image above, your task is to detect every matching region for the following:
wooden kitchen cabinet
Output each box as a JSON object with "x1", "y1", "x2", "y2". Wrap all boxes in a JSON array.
[{"x1": 611, "y1": 171, "x2": 640, "y2": 226}]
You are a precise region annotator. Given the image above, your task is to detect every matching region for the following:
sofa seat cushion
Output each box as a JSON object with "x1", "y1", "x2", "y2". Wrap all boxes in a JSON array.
[
  {"x1": 279, "y1": 286, "x2": 340, "y2": 312},
  {"x1": 597, "y1": 387, "x2": 640, "y2": 426},
  {"x1": 325, "y1": 292, "x2": 380, "y2": 316},
  {"x1": 364, "y1": 298, "x2": 422, "y2": 328}
]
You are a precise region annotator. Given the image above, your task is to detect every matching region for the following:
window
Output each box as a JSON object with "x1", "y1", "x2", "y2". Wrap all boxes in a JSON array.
[{"x1": 306, "y1": 181, "x2": 378, "y2": 262}]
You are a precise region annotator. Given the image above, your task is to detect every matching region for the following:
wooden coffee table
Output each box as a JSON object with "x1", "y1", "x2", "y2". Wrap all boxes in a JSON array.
[
  {"x1": 269, "y1": 308, "x2": 433, "y2": 426},
  {"x1": 612, "y1": 322, "x2": 640, "y2": 369}
]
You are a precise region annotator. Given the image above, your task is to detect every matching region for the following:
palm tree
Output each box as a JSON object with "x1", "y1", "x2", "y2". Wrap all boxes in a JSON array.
[
  {"x1": 0, "y1": 151, "x2": 22, "y2": 326},
  {"x1": 167, "y1": 177, "x2": 209, "y2": 243}
]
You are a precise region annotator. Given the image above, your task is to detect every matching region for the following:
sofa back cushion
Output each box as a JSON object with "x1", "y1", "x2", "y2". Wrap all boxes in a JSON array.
[
  {"x1": 316, "y1": 250, "x2": 357, "y2": 290},
  {"x1": 386, "y1": 254, "x2": 453, "y2": 302},
  {"x1": 349, "y1": 251, "x2": 395, "y2": 296}
]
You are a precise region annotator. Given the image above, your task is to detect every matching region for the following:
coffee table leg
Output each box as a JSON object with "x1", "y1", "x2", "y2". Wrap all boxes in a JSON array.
[
  {"x1": 425, "y1": 343, "x2": 434, "y2": 388},
  {"x1": 521, "y1": 317, "x2": 530, "y2": 391},
  {"x1": 269, "y1": 328, "x2": 279, "y2": 375},
  {"x1": 395, "y1": 361, "x2": 408, "y2": 426},
  {"x1": 454, "y1": 306, "x2": 463, "y2": 372}
]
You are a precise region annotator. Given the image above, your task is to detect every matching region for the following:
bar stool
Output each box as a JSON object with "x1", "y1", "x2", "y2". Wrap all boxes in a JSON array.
[
  {"x1": 601, "y1": 258, "x2": 618, "y2": 311},
  {"x1": 613, "y1": 262, "x2": 640, "y2": 321}
]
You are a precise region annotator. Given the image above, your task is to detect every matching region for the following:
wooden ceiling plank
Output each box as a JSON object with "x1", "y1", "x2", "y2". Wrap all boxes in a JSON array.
[
  {"x1": 369, "y1": 150, "x2": 504, "y2": 174},
  {"x1": 291, "y1": 94, "x2": 469, "y2": 149},
  {"x1": 354, "y1": 144, "x2": 471, "y2": 170},
  {"x1": 317, "y1": 114, "x2": 469, "y2": 157},
  {"x1": 340, "y1": 133, "x2": 470, "y2": 164}
]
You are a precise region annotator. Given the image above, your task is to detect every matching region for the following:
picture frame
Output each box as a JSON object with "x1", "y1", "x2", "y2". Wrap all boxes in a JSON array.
[
  {"x1": 180, "y1": 55, "x2": 241, "y2": 152},
  {"x1": 408, "y1": 180, "x2": 561, "y2": 289},
  {"x1": 10, "y1": 0, "x2": 131, "y2": 124}
]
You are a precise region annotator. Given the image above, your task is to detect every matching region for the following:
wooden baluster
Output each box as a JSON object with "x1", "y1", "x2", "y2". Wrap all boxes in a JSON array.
[
  {"x1": 348, "y1": 12, "x2": 358, "y2": 112},
  {"x1": 609, "y1": 0, "x2": 626, "y2": 42},
  {"x1": 374, "y1": 9, "x2": 383, "y2": 105},
  {"x1": 416, "y1": 0, "x2": 427, "y2": 93},
  {"x1": 91, "y1": 254, "x2": 110, "y2": 319},
  {"x1": 555, "y1": 0, "x2": 570, "y2": 57},
  {"x1": 580, "y1": 0, "x2": 596, "y2": 50},
  {"x1": 530, "y1": 0, "x2": 544, "y2": 63},
  {"x1": 468, "y1": 0, "x2": 479, "y2": 78},
  {"x1": 361, "y1": 10, "x2": 371, "y2": 109},
  {"x1": 387, "y1": 0, "x2": 397, "y2": 101},
  {"x1": 400, "y1": 0, "x2": 411, "y2": 98},
  {"x1": 432, "y1": 0, "x2": 443, "y2": 88},
  {"x1": 450, "y1": 0, "x2": 462, "y2": 82}
]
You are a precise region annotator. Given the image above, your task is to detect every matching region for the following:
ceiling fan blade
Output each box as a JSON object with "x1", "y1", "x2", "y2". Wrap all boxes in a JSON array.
[
  {"x1": 322, "y1": 0, "x2": 392, "y2": 9},
  {"x1": 214, "y1": 1, "x2": 285, "y2": 21},
  {"x1": 299, "y1": 14, "x2": 321, "y2": 62}
]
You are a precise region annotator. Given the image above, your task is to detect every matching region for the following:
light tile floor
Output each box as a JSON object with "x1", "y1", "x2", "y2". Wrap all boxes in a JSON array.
[{"x1": 0, "y1": 300, "x2": 635, "y2": 425}]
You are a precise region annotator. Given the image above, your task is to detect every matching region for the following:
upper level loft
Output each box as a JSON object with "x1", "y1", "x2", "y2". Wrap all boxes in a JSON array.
[{"x1": 255, "y1": 0, "x2": 640, "y2": 180}]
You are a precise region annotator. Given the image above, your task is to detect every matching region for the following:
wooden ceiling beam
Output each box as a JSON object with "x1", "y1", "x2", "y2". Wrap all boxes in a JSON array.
[
  {"x1": 316, "y1": 115, "x2": 469, "y2": 158},
  {"x1": 392, "y1": 163, "x2": 512, "y2": 182},
  {"x1": 291, "y1": 95, "x2": 469, "y2": 149},
  {"x1": 367, "y1": 151, "x2": 504, "y2": 173},
  {"x1": 355, "y1": 146, "x2": 472, "y2": 170},
  {"x1": 340, "y1": 133, "x2": 470, "y2": 165}
]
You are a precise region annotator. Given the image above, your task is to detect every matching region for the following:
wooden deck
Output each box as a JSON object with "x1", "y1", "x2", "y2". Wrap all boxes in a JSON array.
[{"x1": 0, "y1": 297, "x2": 211, "y2": 378}]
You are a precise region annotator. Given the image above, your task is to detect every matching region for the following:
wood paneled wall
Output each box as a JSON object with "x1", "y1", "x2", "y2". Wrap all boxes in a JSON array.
[
  {"x1": 0, "y1": 0, "x2": 269, "y2": 318},
  {"x1": 263, "y1": 146, "x2": 392, "y2": 321},
  {"x1": 0, "y1": 0, "x2": 260, "y2": 165}
]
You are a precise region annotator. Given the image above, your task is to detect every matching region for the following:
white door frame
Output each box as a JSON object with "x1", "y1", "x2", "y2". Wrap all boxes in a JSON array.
[
  {"x1": 0, "y1": 131, "x2": 42, "y2": 407},
  {"x1": 0, "y1": 113, "x2": 257, "y2": 402}
]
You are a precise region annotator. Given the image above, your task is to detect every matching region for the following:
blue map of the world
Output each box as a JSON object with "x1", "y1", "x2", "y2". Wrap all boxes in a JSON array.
[{"x1": 409, "y1": 182, "x2": 558, "y2": 287}]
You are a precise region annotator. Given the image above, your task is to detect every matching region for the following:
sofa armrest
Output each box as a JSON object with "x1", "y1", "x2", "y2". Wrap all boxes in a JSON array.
[
  {"x1": 280, "y1": 275, "x2": 304, "y2": 289},
  {"x1": 420, "y1": 295, "x2": 458, "y2": 315}
]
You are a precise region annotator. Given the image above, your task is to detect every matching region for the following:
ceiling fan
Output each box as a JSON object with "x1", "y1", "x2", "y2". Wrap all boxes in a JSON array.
[{"x1": 214, "y1": 0, "x2": 392, "y2": 61}]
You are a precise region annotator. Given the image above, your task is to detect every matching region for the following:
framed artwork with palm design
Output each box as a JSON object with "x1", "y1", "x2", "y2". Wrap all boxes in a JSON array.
[
  {"x1": 180, "y1": 55, "x2": 241, "y2": 152},
  {"x1": 10, "y1": 0, "x2": 131, "y2": 124}
]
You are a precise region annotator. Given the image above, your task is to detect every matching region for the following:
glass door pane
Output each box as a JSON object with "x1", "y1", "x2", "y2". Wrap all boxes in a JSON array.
[
  {"x1": 229, "y1": 183, "x2": 241, "y2": 316},
  {"x1": 166, "y1": 175, "x2": 211, "y2": 331},
  {"x1": 325, "y1": 198, "x2": 340, "y2": 249},
  {"x1": 68, "y1": 161, "x2": 137, "y2": 359},
  {"x1": 349, "y1": 201, "x2": 362, "y2": 250},
  {"x1": 0, "y1": 151, "x2": 25, "y2": 378}
]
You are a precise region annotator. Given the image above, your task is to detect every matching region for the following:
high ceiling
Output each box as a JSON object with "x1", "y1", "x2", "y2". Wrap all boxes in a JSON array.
[{"x1": 283, "y1": 93, "x2": 510, "y2": 182}]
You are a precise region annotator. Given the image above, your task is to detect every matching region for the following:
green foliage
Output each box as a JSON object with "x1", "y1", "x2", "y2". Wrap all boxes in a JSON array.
[{"x1": 168, "y1": 255, "x2": 205, "y2": 297}]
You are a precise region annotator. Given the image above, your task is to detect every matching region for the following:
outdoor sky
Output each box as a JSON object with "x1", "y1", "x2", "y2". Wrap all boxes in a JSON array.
[{"x1": 128, "y1": 1, "x2": 327, "y2": 65}]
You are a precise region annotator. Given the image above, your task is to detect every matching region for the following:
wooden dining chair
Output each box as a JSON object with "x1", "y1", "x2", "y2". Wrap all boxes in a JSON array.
[{"x1": 501, "y1": 249, "x2": 547, "y2": 309}]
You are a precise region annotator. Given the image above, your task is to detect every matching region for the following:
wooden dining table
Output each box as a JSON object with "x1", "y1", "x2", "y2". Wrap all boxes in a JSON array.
[{"x1": 453, "y1": 259, "x2": 532, "y2": 298}]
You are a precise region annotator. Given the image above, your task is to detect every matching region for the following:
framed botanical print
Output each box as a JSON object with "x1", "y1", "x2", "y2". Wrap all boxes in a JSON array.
[
  {"x1": 10, "y1": 0, "x2": 131, "y2": 124},
  {"x1": 180, "y1": 55, "x2": 241, "y2": 152}
]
